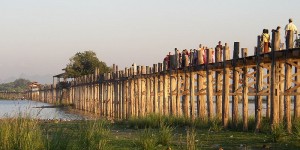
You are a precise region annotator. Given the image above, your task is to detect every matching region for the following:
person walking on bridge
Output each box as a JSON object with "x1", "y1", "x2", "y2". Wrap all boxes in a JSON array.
[
  {"x1": 261, "y1": 29, "x2": 270, "y2": 53},
  {"x1": 285, "y1": 18, "x2": 298, "y2": 48}
]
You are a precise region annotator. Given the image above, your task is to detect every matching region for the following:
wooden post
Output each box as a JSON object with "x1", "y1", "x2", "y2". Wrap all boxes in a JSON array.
[
  {"x1": 141, "y1": 66, "x2": 146, "y2": 117},
  {"x1": 99, "y1": 76, "x2": 103, "y2": 116},
  {"x1": 270, "y1": 36, "x2": 279, "y2": 127},
  {"x1": 153, "y1": 64, "x2": 159, "y2": 114},
  {"x1": 176, "y1": 70, "x2": 182, "y2": 117},
  {"x1": 206, "y1": 48, "x2": 214, "y2": 120},
  {"x1": 146, "y1": 66, "x2": 151, "y2": 115},
  {"x1": 272, "y1": 29, "x2": 281, "y2": 51},
  {"x1": 137, "y1": 66, "x2": 142, "y2": 117},
  {"x1": 286, "y1": 30, "x2": 294, "y2": 49},
  {"x1": 198, "y1": 71, "x2": 206, "y2": 120},
  {"x1": 232, "y1": 42, "x2": 240, "y2": 128},
  {"x1": 190, "y1": 69, "x2": 195, "y2": 120},
  {"x1": 158, "y1": 63, "x2": 163, "y2": 115},
  {"x1": 296, "y1": 62, "x2": 300, "y2": 119},
  {"x1": 215, "y1": 46, "x2": 222, "y2": 120},
  {"x1": 242, "y1": 48, "x2": 249, "y2": 131},
  {"x1": 285, "y1": 55, "x2": 292, "y2": 133},
  {"x1": 255, "y1": 45, "x2": 263, "y2": 132},
  {"x1": 257, "y1": 35, "x2": 262, "y2": 54},
  {"x1": 130, "y1": 69, "x2": 135, "y2": 117},
  {"x1": 170, "y1": 72, "x2": 177, "y2": 116},
  {"x1": 222, "y1": 43, "x2": 230, "y2": 128},
  {"x1": 183, "y1": 71, "x2": 190, "y2": 118},
  {"x1": 163, "y1": 68, "x2": 169, "y2": 115}
]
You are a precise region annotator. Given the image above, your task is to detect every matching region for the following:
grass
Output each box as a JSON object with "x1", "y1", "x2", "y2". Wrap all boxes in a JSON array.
[
  {"x1": 1, "y1": 114, "x2": 300, "y2": 149},
  {"x1": 0, "y1": 116, "x2": 44, "y2": 150}
]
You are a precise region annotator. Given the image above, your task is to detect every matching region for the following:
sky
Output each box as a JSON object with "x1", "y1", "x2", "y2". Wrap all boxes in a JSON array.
[{"x1": 0, "y1": 0, "x2": 299, "y2": 83}]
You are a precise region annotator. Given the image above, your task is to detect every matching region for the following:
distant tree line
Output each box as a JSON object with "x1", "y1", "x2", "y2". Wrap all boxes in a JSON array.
[{"x1": 0, "y1": 78, "x2": 31, "y2": 92}]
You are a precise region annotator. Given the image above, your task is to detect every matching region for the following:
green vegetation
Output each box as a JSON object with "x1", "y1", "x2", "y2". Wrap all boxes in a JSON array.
[
  {"x1": 0, "y1": 78, "x2": 30, "y2": 92},
  {"x1": 1, "y1": 114, "x2": 300, "y2": 150},
  {"x1": 65, "y1": 50, "x2": 110, "y2": 78},
  {"x1": 0, "y1": 117, "x2": 44, "y2": 150}
]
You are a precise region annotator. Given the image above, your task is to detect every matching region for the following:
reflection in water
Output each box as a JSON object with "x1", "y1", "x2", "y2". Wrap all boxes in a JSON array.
[{"x1": 0, "y1": 100, "x2": 85, "y2": 120}]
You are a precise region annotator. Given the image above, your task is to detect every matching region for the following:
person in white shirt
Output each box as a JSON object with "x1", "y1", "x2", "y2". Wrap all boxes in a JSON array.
[
  {"x1": 285, "y1": 18, "x2": 298, "y2": 48},
  {"x1": 285, "y1": 18, "x2": 298, "y2": 36}
]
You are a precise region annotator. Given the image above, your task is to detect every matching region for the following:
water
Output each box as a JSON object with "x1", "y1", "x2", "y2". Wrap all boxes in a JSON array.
[{"x1": 0, "y1": 99, "x2": 86, "y2": 120}]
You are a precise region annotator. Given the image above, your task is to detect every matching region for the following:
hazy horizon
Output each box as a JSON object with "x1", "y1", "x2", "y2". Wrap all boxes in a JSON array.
[{"x1": 1, "y1": 0, "x2": 299, "y2": 84}]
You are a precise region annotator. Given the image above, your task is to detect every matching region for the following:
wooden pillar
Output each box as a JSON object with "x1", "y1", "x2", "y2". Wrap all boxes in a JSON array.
[
  {"x1": 255, "y1": 46, "x2": 263, "y2": 132},
  {"x1": 141, "y1": 66, "x2": 146, "y2": 117},
  {"x1": 215, "y1": 46, "x2": 222, "y2": 120},
  {"x1": 267, "y1": 69, "x2": 271, "y2": 119},
  {"x1": 137, "y1": 66, "x2": 142, "y2": 117},
  {"x1": 198, "y1": 71, "x2": 207, "y2": 120},
  {"x1": 158, "y1": 63, "x2": 163, "y2": 115},
  {"x1": 176, "y1": 70, "x2": 182, "y2": 117},
  {"x1": 130, "y1": 69, "x2": 135, "y2": 117},
  {"x1": 183, "y1": 71, "x2": 190, "y2": 118},
  {"x1": 125, "y1": 68, "x2": 129, "y2": 118},
  {"x1": 271, "y1": 29, "x2": 281, "y2": 51},
  {"x1": 163, "y1": 68, "x2": 169, "y2": 116},
  {"x1": 206, "y1": 48, "x2": 214, "y2": 120},
  {"x1": 222, "y1": 43, "x2": 230, "y2": 128},
  {"x1": 295, "y1": 62, "x2": 300, "y2": 119},
  {"x1": 99, "y1": 78, "x2": 103, "y2": 116},
  {"x1": 270, "y1": 37, "x2": 279, "y2": 127},
  {"x1": 272, "y1": 30, "x2": 285, "y2": 122},
  {"x1": 232, "y1": 42, "x2": 240, "y2": 128},
  {"x1": 285, "y1": 56, "x2": 292, "y2": 133},
  {"x1": 286, "y1": 30, "x2": 294, "y2": 49},
  {"x1": 242, "y1": 48, "x2": 249, "y2": 131},
  {"x1": 153, "y1": 64, "x2": 159, "y2": 114},
  {"x1": 190, "y1": 71, "x2": 195, "y2": 120},
  {"x1": 170, "y1": 72, "x2": 177, "y2": 116},
  {"x1": 146, "y1": 66, "x2": 151, "y2": 115},
  {"x1": 257, "y1": 35, "x2": 262, "y2": 54}
]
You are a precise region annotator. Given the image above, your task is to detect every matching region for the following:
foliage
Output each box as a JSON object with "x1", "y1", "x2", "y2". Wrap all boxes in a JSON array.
[
  {"x1": 186, "y1": 127, "x2": 197, "y2": 150},
  {"x1": 0, "y1": 78, "x2": 30, "y2": 92},
  {"x1": 157, "y1": 123, "x2": 174, "y2": 146},
  {"x1": 135, "y1": 128, "x2": 157, "y2": 150},
  {"x1": 270, "y1": 123, "x2": 286, "y2": 143},
  {"x1": 74, "y1": 120, "x2": 110, "y2": 150},
  {"x1": 0, "y1": 117, "x2": 45, "y2": 150},
  {"x1": 65, "y1": 50, "x2": 110, "y2": 78}
]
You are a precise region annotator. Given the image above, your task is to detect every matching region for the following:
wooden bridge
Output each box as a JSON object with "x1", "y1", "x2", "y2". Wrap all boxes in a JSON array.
[{"x1": 0, "y1": 31, "x2": 299, "y2": 132}]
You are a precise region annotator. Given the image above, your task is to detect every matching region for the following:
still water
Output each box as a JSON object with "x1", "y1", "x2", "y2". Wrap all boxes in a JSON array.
[
  {"x1": 0, "y1": 99, "x2": 295, "y2": 119},
  {"x1": 0, "y1": 100, "x2": 85, "y2": 120}
]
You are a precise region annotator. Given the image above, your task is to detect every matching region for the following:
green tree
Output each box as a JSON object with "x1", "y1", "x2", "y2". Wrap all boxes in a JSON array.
[
  {"x1": 0, "y1": 78, "x2": 31, "y2": 92},
  {"x1": 65, "y1": 50, "x2": 110, "y2": 78}
]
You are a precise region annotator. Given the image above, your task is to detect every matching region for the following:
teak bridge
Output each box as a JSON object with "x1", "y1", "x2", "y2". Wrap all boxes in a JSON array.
[{"x1": 1, "y1": 30, "x2": 299, "y2": 132}]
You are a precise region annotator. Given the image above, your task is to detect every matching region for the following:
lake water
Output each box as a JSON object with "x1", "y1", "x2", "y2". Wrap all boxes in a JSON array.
[
  {"x1": 0, "y1": 100, "x2": 86, "y2": 120},
  {"x1": 0, "y1": 99, "x2": 294, "y2": 120}
]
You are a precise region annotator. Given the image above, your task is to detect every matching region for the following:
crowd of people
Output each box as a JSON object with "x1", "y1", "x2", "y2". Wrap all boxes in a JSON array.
[
  {"x1": 162, "y1": 18, "x2": 298, "y2": 70},
  {"x1": 260, "y1": 18, "x2": 298, "y2": 53},
  {"x1": 163, "y1": 41, "x2": 229, "y2": 70}
]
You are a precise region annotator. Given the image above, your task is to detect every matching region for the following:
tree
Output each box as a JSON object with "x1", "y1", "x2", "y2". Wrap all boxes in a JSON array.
[
  {"x1": 0, "y1": 78, "x2": 31, "y2": 92},
  {"x1": 65, "y1": 50, "x2": 110, "y2": 78}
]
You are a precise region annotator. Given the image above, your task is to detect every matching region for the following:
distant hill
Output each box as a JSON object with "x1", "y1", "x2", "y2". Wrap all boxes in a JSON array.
[
  {"x1": 0, "y1": 78, "x2": 31, "y2": 92},
  {"x1": 0, "y1": 74, "x2": 53, "y2": 84}
]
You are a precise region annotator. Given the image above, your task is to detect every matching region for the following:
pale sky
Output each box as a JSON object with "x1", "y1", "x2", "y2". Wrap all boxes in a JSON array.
[{"x1": 0, "y1": 0, "x2": 299, "y2": 83}]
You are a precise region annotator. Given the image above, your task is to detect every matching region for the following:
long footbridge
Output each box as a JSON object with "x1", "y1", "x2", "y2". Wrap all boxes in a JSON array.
[{"x1": 1, "y1": 31, "x2": 299, "y2": 132}]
